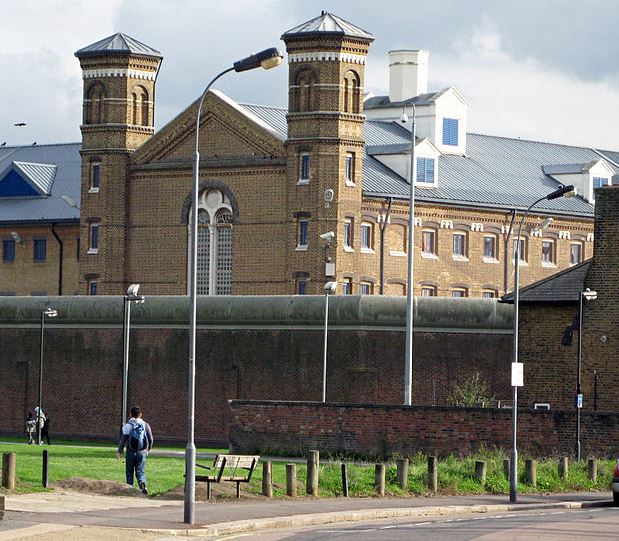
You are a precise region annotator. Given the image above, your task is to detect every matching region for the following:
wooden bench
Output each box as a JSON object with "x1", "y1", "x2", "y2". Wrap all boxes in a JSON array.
[{"x1": 195, "y1": 454, "x2": 260, "y2": 499}]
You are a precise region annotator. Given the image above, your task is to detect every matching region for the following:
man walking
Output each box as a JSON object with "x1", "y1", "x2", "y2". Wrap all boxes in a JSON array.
[{"x1": 116, "y1": 406, "x2": 153, "y2": 495}]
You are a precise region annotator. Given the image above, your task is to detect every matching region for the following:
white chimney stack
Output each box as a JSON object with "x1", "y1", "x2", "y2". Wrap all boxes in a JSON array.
[{"x1": 388, "y1": 50, "x2": 429, "y2": 102}]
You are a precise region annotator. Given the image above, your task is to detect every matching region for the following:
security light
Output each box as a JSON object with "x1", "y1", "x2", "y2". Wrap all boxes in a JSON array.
[
  {"x1": 324, "y1": 281, "x2": 338, "y2": 294},
  {"x1": 43, "y1": 307, "x2": 57, "y2": 318},
  {"x1": 320, "y1": 231, "x2": 335, "y2": 241},
  {"x1": 582, "y1": 288, "x2": 598, "y2": 301}
]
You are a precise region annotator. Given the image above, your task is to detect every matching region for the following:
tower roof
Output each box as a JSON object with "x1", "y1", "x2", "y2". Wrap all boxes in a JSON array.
[
  {"x1": 282, "y1": 11, "x2": 374, "y2": 41},
  {"x1": 75, "y1": 33, "x2": 162, "y2": 58}
]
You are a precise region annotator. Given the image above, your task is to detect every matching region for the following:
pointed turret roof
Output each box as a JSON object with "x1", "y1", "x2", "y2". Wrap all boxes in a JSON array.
[
  {"x1": 75, "y1": 33, "x2": 161, "y2": 58},
  {"x1": 282, "y1": 11, "x2": 373, "y2": 41}
]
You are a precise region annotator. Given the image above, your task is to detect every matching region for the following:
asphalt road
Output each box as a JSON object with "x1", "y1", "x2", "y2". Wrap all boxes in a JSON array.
[{"x1": 221, "y1": 507, "x2": 619, "y2": 541}]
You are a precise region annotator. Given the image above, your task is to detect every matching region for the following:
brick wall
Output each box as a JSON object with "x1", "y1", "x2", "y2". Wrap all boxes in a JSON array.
[{"x1": 229, "y1": 400, "x2": 619, "y2": 458}]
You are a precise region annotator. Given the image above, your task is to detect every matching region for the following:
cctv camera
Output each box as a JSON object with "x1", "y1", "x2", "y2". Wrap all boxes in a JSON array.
[
  {"x1": 320, "y1": 231, "x2": 335, "y2": 241},
  {"x1": 324, "y1": 281, "x2": 337, "y2": 294},
  {"x1": 400, "y1": 112, "x2": 409, "y2": 124},
  {"x1": 324, "y1": 189, "x2": 334, "y2": 203}
]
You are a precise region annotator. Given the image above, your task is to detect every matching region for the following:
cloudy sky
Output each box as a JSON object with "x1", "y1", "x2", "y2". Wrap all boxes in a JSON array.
[{"x1": 2, "y1": 0, "x2": 618, "y2": 150}]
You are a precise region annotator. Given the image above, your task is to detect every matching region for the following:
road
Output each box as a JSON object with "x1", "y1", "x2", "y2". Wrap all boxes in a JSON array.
[{"x1": 216, "y1": 507, "x2": 619, "y2": 541}]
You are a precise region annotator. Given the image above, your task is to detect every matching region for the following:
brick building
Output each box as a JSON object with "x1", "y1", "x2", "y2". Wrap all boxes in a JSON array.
[{"x1": 1, "y1": 12, "x2": 617, "y2": 297}]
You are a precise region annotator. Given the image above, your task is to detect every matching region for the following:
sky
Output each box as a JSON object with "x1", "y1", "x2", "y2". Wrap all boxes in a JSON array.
[{"x1": 2, "y1": 0, "x2": 619, "y2": 150}]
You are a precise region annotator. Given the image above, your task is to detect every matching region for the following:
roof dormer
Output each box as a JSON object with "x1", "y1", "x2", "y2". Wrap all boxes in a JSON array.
[
  {"x1": 0, "y1": 161, "x2": 56, "y2": 198},
  {"x1": 543, "y1": 158, "x2": 615, "y2": 203}
]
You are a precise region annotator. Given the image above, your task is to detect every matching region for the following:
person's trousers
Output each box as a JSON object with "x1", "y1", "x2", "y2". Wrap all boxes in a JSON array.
[{"x1": 125, "y1": 451, "x2": 147, "y2": 486}]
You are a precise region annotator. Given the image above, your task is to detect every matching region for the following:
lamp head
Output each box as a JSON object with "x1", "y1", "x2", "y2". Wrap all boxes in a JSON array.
[
  {"x1": 43, "y1": 307, "x2": 58, "y2": 318},
  {"x1": 320, "y1": 231, "x2": 335, "y2": 242},
  {"x1": 533, "y1": 217, "x2": 554, "y2": 233},
  {"x1": 547, "y1": 184, "x2": 576, "y2": 200},
  {"x1": 233, "y1": 48, "x2": 283, "y2": 73},
  {"x1": 127, "y1": 284, "x2": 140, "y2": 296},
  {"x1": 324, "y1": 281, "x2": 338, "y2": 294},
  {"x1": 10, "y1": 231, "x2": 25, "y2": 244},
  {"x1": 61, "y1": 195, "x2": 79, "y2": 209},
  {"x1": 582, "y1": 288, "x2": 598, "y2": 301}
]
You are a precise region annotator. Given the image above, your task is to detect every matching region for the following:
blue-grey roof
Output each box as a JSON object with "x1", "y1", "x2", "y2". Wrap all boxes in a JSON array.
[
  {"x1": 598, "y1": 149, "x2": 619, "y2": 167},
  {"x1": 282, "y1": 11, "x2": 374, "y2": 41},
  {"x1": 365, "y1": 92, "x2": 441, "y2": 109},
  {"x1": 542, "y1": 163, "x2": 588, "y2": 175},
  {"x1": 75, "y1": 33, "x2": 161, "y2": 58},
  {"x1": 0, "y1": 144, "x2": 81, "y2": 224}
]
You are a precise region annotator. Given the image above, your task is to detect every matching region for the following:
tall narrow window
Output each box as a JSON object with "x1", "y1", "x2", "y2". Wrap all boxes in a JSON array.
[
  {"x1": 3, "y1": 239, "x2": 15, "y2": 263},
  {"x1": 89, "y1": 280, "x2": 98, "y2": 296},
  {"x1": 89, "y1": 223, "x2": 100, "y2": 253},
  {"x1": 215, "y1": 209, "x2": 233, "y2": 294},
  {"x1": 342, "y1": 278, "x2": 352, "y2": 294},
  {"x1": 345, "y1": 153, "x2": 355, "y2": 185},
  {"x1": 197, "y1": 209, "x2": 211, "y2": 294},
  {"x1": 297, "y1": 220, "x2": 308, "y2": 249},
  {"x1": 34, "y1": 239, "x2": 46, "y2": 262},
  {"x1": 483, "y1": 235, "x2": 497, "y2": 260},
  {"x1": 541, "y1": 239, "x2": 555, "y2": 265},
  {"x1": 442, "y1": 118, "x2": 458, "y2": 146},
  {"x1": 570, "y1": 242, "x2": 583, "y2": 265},
  {"x1": 422, "y1": 229, "x2": 436, "y2": 255},
  {"x1": 299, "y1": 154, "x2": 310, "y2": 183},
  {"x1": 452, "y1": 232, "x2": 467, "y2": 258},
  {"x1": 416, "y1": 157, "x2": 435, "y2": 184},
  {"x1": 513, "y1": 238, "x2": 527, "y2": 263},
  {"x1": 297, "y1": 279, "x2": 307, "y2": 294},
  {"x1": 360, "y1": 222, "x2": 373, "y2": 251},
  {"x1": 91, "y1": 162, "x2": 100, "y2": 191},
  {"x1": 343, "y1": 219, "x2": 353, "y2": 250}
]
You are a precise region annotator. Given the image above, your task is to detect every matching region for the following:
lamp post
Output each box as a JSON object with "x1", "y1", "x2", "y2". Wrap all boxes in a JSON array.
[
  {"x1": 37, "y1": 307, "x2": 57, "y2": 445},
  {"x1": 185, "y1": 47, "x2": 283, "y2": 525},
  {"x1": 322, "y1": 281, "x2": 338, "y2": 402},
  {"x1": 400, "y1": 104, "x2": 416, "y2": 406},
  {"x1": 510, "y1": 183, "x2": 576, "y2": 503},
  {"x1": 121, "y1": 284, "x2": 145, "y2": 432},
  {"x1": 577, "y1": 287, "x2": 597, "y2": 461}
]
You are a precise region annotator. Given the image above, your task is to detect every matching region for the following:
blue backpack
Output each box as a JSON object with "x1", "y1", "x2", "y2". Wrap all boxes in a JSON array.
[{"x1": 128, "y1": 420, "x2": 147, "y2": 451}]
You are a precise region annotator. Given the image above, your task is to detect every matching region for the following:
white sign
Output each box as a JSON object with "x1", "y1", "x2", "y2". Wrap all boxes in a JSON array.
[{"x1": 511, "y1": 363, "x2": 524, "y2": 387}]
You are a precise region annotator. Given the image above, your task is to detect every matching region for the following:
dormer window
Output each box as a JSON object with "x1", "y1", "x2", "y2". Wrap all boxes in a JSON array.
[
  {"x1": 593, "y1": 176, "x2": 609, "y2": 189},
  {"x1": 416, "y1": 157, "x2": 435, "y2": 184},
  {"x1": 442, "y1": 118, "x2": 458, "y2": 146}
]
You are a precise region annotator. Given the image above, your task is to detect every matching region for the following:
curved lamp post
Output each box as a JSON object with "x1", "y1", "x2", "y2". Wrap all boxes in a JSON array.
[
  {"x1": 400, "y1": 105, "x2": 416, "y2": 406},
  {"x1": 322, "y1": 281, "x2": 338, "y2": 402},
  {"x1": 185, "y1": 47, "x2": 283, "y2": 525},
  {"x1": 510, "y1": 183, "x2": 576, "y2": 503},
  {"x1": 37, "y1": 307, "x2": 57, "y2": 445}
]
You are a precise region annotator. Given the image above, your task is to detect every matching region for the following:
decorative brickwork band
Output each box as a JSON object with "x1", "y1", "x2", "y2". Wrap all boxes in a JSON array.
[
  {"x1": 82, "y1": 69, "x2": 156, "y2": 80},
  {"x1": 288, "y1": 52, "x2": 367, "y2": 64}
]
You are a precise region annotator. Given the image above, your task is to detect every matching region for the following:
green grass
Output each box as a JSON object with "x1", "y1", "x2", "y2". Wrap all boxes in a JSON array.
[{"x1": 0, "y1": 444, "x2": 614, "y2": 499}]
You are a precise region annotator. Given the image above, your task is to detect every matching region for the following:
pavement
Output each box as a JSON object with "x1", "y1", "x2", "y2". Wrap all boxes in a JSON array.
[{"x1": 0, "y1": 490, "x2": 613, "y2": 540}]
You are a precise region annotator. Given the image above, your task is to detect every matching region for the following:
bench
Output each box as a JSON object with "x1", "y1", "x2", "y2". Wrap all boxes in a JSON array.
[{"x1": 195, "y1": 454, "x2": 260, "y2": 499}]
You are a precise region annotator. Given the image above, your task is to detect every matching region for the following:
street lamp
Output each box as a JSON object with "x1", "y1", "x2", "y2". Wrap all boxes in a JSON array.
[
  {"x1": 510, "y1": 183, "x2": 576, "y2": 503},
  {"x1": 576, "y1": 287, "x2": 597, "y2": 461},
  {"x1": 185, "y1": 46, "x2": 283, "y2": 524},
  {"x1": 121, "y1": 284, "x2": 145, "y2": 433},
  {"x1": 37, "y1": 307, "x2": 57, "y2": 445},
  {"x1": 322, "y1": 281, "x2": 338, "y2": 402},
  {"x1": 400, "y1": 105, "x2": 416, "y2": 406}
]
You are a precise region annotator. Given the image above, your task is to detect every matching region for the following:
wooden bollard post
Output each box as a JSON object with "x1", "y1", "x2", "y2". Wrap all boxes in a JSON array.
[
  {"x1": 42, "y1": 450, "x2": 49, "y2": 488},
  {"x1": 558, "y1": 457, "x2": 569, "y2": 480},
  {"x1": 1, "y1": 453, "x2": 15, "y2": 491},
  {"x1": 587, "y1": 458, "x2": 597, "y2": 482},
  {"x1": 306, "y1": 450, "x2": 319, "y2": 497},
  {"x1": 375, "y1": 463, "x2": 386, "y2": 497},
  {"x1": 503, "y1": 458, "x2": 510, "y2": 479},
  {"x1": 262, "y1": 461, "x2": 272, "y2": 497},
  {"x1": 397, "y1": 458, "x2": 409, "y2": 491},
  {"x1": 286, "y1": 463, "x2": 297, "y2": 497},
  {"x1": 341, "y1": 464, "x2": 349, "y2": 497},
  {"x1": 427, "y1": 455, "x2": 438, "y2": 493},
  {"x1": 525, "y1": 459, "x2": 537, "y2": 487},
  {"x1": 475, "y1": 460, "x2": 487, "y2": 484}
]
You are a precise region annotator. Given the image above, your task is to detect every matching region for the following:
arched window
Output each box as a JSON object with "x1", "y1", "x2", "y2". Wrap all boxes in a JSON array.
[
  {"x1": 343, "y1": 71, "x2": 360, "y2": 113},
  {"x1": 86, "y1": 83, "x2": 106, "y2": 124},
  {"x1": 294, "y1": 68, "x2": 316, "y2": 112},
  {"x1": 193, "y1": 189, "x2": 234, "y2": 295},
  {"x1": 131, "y1": 86, "x2": 149, "y2": 126}
]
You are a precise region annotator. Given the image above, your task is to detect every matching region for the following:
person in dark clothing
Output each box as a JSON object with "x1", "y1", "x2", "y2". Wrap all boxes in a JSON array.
[
  {"x1": 33, "y1": 407, "x2": 51, "y2": 445},
  {"x1": 26, "y1": 411, "x2": 36, "y2": 444},
  {"x1": 116, "y1": 406, "x2": 154, "y2": 495}
]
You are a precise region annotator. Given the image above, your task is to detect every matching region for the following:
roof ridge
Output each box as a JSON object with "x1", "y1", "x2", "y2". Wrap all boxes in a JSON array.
[{"x1": 468, "y1": 132, "x2": 618, "y2": 153}]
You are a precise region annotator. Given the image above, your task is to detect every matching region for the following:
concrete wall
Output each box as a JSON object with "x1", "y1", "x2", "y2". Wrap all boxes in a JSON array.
[{"x1": 0, "y1": 295, "x2": 511, "y2": 444}]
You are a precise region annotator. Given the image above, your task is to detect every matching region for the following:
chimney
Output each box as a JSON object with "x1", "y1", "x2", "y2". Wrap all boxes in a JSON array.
[{"x1": 388, "y1": 50, "x2": 429, "y2": 102}]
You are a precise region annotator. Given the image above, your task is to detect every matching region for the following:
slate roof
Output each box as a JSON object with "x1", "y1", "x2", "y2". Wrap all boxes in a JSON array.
[
  {"x1": 502, "y1": 260, "x2": 591, "y2": 303},
  {"x1": 282, "y1": 11, "x2": 374, "y2": 41},
  {"x1": 75, "y1": 33, "x2": 162, "y2": 58},
  {"x1": 0, "y1": 144, "x2": 81, "y2": 224}
]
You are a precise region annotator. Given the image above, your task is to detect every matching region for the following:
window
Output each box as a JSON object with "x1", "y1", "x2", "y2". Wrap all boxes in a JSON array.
[
  {"x1": 360, "y1": 222, "x2": 373, "y2": 251},
  {"x1": 296, "y1": 279, "x2": 307, "y2": 295},
  {"x1": 483, "y1": 235, "x2": 497, "y2": 260},
  {"x1": 359, "y1": 282, "x2": 372, "y2": 295},
  {"x1": 570, "y1": 242, "x2": 583, "y2": 265},
  {"x1": 416, "y1": 157, "x2": 435, "y2": 184},
  {"x1": 421, "y1": 286, "x2": 436, "y2": 297},
  {"x1": 442, "y1": 118, "x2": 458, "y2": 146},
  {"x1": 34, "y1": 239, "x2": 46, "y2": 262},
  {"x1": 343, "y1": 219, "x2": 353, "y2": 250},
  {"x1": 534, "y1": 403, "x2": 551, "y2": 411},
  {"x1": 541, "y1": 239, "x2": 555, "y2": 265},
  {"x1": 89, "y1": 280, "x2": 98, "y2": 296},
  {"x1": 299, "y1": 154, "x2": 310, "y2": 183},
  {"x1": 482, "y1": 290, "x2": 497, "y2": 299},
  {"x1": 2, "y1": 239, "x2": 15, "y2": 263},
  {"x1": 342, "y1": 278, "x2": 352, "y2": 295},
  {"x1": 91, "y1": 163, "x2": 100, "y2": 191},
  {"x1": 345, "y1": 153, "x2": 355, "y2": 185},
  {"x1": 451, "y1": 288, "x2": 468, "y2": 298},
  {"x1": 513, "y1": 238, "x2": 527, "y2": 263},
  {"x1": 89, "y1": 223, "x2": 100, "y2": 252},
  {"x1": 593, "y1": 177, "x2": 609, "y2": 189},
  {"x1": 77, "y1": 238, "x2": 80, "y2": 260},
  {"x1": 297, "y1": 220, "x2": 308, "y2": 249},
  {"x1": 422, "y1": 229, "x2": 436, "y2": 255},
  {"x1": 215, "y1": 210, "x2": 233, "y2": 295},
  {"x1": 452, "y1": 232, "x2": 467, "y2": 258}
]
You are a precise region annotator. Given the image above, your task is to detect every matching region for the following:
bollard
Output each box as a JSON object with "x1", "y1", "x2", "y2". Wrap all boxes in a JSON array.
[
  {"x1": 0, "y1": 494, "x2": 4, "y2": 520},
  {"x1": 525, "y1": 459, "x2": 537, "y2": 487},
  {"x1": 42, "y1": 450, "x2": 49, "y2": 488},
  {"x1": 375, "y1": 463, "x2": 386, "y2": 497},
  {"x1": 475, "y1": 460, "x2": 487, "y2": 484},
  {"x1": 341, "y1": 463, "x2": 349, "y2": 497},
  {"x1": 306, "y1": 450, "x2": 319, "y2": 497},
  {"x1": 427, "y1": 455, "x2": 438, "y2": 493},
  {"x1": 286, "y1": 463, "x2": 297, "y2": 497},
  {"x1": 503, "y1": 458, "x2": 510, "y2": 479},
  {"x1": 558, "y1": 457, "x2": 569, "y2": 480},
  {"x1": 1, "y1": 453, "x2": 15, "y2": 491},
  {"x1": 587, "y1": 458, "x2": 597, "y2": 482},
  {"x1": 396, "y1": 458, "x2": 409, "y2": 491},
  {"x1": 261, "y1": 461, "x2": 272, "y2": 498}
]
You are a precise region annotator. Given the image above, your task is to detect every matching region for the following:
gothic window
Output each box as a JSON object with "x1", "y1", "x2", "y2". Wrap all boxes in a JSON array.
[
  {"x1": 131, "y1": 86, "x2": 149, "y2": 126},
  {"x1": 294, "y1": 68, "x2": 316, "y2": 112},
  {"x1": 343, "y1": 71, "x2": 360, "y2": 113},
  {"x1": 193, "y1": 189, "x2": 234, "y2": 295},
  {"x1": 86, "y1": 83, "x2": 106, "y2": 124}
]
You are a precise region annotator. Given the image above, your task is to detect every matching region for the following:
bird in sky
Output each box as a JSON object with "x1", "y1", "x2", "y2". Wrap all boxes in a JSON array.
[{"x1": 14, "y1": 122, "x2": 27, "y2": 127}]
